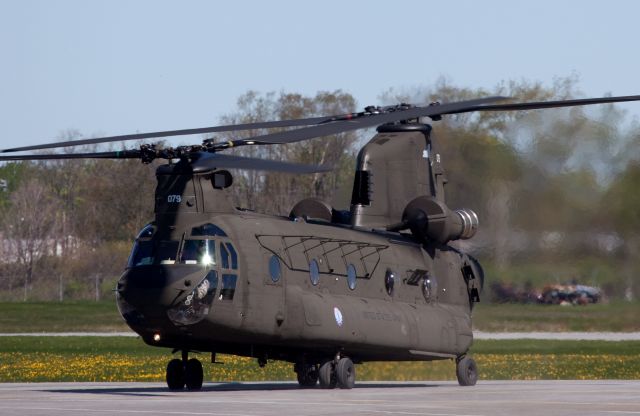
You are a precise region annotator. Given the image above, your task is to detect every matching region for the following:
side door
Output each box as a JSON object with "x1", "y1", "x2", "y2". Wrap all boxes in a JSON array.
[{"x1": 262, "y1": 251, "x2": 287, "y2": 329}]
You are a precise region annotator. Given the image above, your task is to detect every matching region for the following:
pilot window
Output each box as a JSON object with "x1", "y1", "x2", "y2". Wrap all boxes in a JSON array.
[
  {"x1": 181, "y1": 240, "x2": 216, "y2": 265},
  {"x1": 220, "y1": 273, "x2": 237, "y2": 300}
]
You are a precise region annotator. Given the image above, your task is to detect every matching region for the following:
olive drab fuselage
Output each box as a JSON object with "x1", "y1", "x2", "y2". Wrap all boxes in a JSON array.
[{"x1": 117, "y1": 123, "x2": 484, "y2": 364}]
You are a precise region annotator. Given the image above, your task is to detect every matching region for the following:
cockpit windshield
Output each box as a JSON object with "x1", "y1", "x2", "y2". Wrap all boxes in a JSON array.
[
  {"x1": 128, "y1": 223, "x2": 233, "y2": 269},
  {"x1": 180, "y1": 240, "x2": 217, "y2": 265},
  {"x1": 128, "y1": 239, "x2": 180, "y2": 267}
]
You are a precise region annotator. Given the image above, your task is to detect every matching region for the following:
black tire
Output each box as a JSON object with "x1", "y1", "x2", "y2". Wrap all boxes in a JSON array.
[
  {"x1": 166, "y1": 358, "x2": 185, "y2": 390},
  {"x1": 456, "y1": 356, "x2": 478, "y2": 386},
  {"x1": 318, "y1": 360, "x2": 337, "y2": 389},
  {"x1": 296, "y1": 363, "x2": 319, "y2": 388},
  {"x1": 336, "y1": 357, "x2": 355, "y2": 389},
  {"x1": 185, "y1": 358, "x2": 204, "y2": 391}
]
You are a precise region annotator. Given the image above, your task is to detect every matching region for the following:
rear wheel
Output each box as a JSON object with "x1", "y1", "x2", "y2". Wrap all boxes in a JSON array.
[
  {"x1": 456, "y1": 356, "x2": 478, "y2": 386},
  {"x1": 335, "y1": 357, "x2": 355, "y2": 389},
  {"x1": 166, "y1": 359, "x2": 185, "y2": 390},
  {"x1": 318, "y1": 360, "x2": 337, "y2": 389}
]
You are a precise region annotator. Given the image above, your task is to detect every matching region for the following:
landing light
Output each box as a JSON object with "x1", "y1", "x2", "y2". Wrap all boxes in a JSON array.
[{"x1": 153, "y1": 333, "x2": 161, "y2": 342}]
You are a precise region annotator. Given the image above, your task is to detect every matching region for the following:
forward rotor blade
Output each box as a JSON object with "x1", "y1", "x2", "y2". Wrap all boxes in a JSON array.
[
  {"x1": 230, "y1": 97, "x2": 507, "y2": 146},
  {"x1": 0, "y1": 115, "x2": 351, "y2": 154},
  {"x1": 1, "y1": 97, "x2": 506, "y2": 154},
  {"x1": 0, "y1": 150, "x2": 141, "y2": 161},
  {"x1": 443, "y1": 94, "x2": 640, "y2": 115},
  {"x1": 191, "y1": 153, "x2": 332, "y2": 174}
]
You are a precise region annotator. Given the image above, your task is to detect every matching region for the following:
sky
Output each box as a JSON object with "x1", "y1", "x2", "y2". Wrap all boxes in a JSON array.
[{"x1": 1, "y1": 0, "x2": 640, "y2": 150}]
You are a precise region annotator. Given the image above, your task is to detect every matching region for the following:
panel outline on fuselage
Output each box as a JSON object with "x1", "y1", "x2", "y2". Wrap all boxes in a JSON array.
[{"x1": 255, "y1": 234, "x2": 388, "y2": 279}]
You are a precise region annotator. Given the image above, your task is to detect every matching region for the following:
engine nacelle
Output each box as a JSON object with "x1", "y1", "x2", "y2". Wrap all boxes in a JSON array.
[{"x1": 401, "y1": 196, "x2": 478, "y2": 244}]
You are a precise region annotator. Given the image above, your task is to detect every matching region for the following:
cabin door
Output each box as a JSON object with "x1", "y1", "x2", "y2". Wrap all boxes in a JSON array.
[{"x1": 265, "y1": 253, "x2": 287, "y2": 328}]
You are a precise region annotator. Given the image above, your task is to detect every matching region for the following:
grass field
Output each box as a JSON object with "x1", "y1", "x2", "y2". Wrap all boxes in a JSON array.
[
  {"x1": 0, "y1": 301, "x2": 129, "y2": 332},
  {"x1": 472, "y1": 301, "x2": 640, "y2": 332},
  {"x1": 0, "y1": 300, "x2": 638, "y2": 333},
  {"x1": 0, "y1": 337, "x2": 638, "y2": 382},
  {"x1": 1, "y1": 300, "x2": 638, "y2": 382}
]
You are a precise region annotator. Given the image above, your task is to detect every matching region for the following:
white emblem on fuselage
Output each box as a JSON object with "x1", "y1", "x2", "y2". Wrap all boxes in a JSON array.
[{"x1": 334, "y1": 307, "x2": 344, "y2": 327}]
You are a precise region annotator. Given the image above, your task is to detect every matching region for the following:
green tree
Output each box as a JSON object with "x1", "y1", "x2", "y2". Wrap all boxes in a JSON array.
[{"x1": 219, "y1": 90, "x2": 358, "y2": 214}]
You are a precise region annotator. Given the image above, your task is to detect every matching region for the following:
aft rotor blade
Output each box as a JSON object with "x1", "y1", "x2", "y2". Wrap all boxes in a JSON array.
[
  {"x1": 228, "y1": 97, "x2": 507, "y2": 146},
  {"x1": 0, "y1": 115, "x2": 353, "y2": 154},
  {"x1": 443, "y1": 94, "x2": 640, "y2": 115},
  {"x1": 0, "y1": 150, "x2": 141, "y2": 161},
  {"x1": 190, "y1": 153, "x2": 332, "y2": 174}
]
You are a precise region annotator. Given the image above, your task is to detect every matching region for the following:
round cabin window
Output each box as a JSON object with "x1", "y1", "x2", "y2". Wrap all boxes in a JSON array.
[
  {"x1": 347, "y1": 264, "x2": 357, "y2": 290},
  {"x1": 269, "y1": 255, "x2": 281, "y2": 282},
  {"x1": 385, "y1": 269, "x2": 395, "y2": 296},
  {"x1": 309, "y1": 259, "x2": 320, "y2": 286}
]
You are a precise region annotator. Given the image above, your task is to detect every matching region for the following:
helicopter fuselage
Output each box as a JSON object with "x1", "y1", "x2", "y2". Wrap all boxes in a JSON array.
[
  {"x1": 117, "y1": 126, "x2": 483, "y2": 366},
  {"x1": 118, "y1": 211, "x2": 479, "y2": 363}
]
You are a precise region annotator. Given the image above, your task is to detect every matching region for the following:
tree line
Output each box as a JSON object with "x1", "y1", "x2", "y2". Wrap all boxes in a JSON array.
[{"x1": 0, "y1": 77, "x2": 638, "y2": 301}]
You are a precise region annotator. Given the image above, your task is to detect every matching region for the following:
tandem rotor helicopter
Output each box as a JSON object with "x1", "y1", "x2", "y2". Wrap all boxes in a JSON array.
[{"x1": 2, "y1": 94, "x2": 639, "y2": 390}]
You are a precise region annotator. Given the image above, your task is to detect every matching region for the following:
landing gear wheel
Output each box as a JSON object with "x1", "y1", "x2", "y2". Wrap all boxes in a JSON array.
[
  {"x1": 456, "y1": 356, "x2": 478, "y2": 386},
  {"x1": 318, "y1": 360, "x2": 337, "y2": 389},
  {"x1": 166, "y1": 358, "x2": 185, "y2": 390},
  {"x1": 296, "y1": 363, "x2": 319, "y2": 388},
  {"x1": 336, "y1": 357, "x2": 355, "y2": 389},
  {"x1": 185, "y1": 358, "x2": 204, "y2": 391}
]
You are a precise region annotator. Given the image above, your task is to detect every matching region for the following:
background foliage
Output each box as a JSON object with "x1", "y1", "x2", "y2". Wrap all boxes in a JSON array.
[{"x1": 0, "y1": 78, "x2": 638, "y2": 301}]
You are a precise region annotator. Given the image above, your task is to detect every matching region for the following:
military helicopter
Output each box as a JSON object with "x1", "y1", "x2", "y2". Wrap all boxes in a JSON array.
[{"x1": 2, "y1": 94, "x2": 639, "y2": 390}]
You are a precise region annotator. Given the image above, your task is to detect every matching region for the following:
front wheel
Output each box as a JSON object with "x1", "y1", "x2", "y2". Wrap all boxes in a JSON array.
[
  {"x1": 166, "y1": 359, "x2": 185, "y2": 390},
  {"x1": 185, "y1": 358, "x2": 203, "y2": 391},
  {"x1": 456, "y1": 356, "x2": 478, "y2": 386}
]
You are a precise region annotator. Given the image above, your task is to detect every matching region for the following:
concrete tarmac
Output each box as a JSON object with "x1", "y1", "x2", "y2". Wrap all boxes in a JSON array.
[{"x1": 0, "y1": 381, "x2": 638, "y2": 416}]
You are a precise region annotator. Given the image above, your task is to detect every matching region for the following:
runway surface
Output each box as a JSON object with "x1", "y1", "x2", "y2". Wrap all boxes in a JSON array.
[
  {"x1": 2, "y1": 331, "x2": 640, "y2": 340},
  {"x1": 0, "y1": 381, "x2": 638, "y2": 416}
]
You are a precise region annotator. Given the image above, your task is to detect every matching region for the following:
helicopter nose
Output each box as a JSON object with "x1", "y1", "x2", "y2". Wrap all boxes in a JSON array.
[{"x1": 117, "y1": 265, "x2": 206, "y2": 320}]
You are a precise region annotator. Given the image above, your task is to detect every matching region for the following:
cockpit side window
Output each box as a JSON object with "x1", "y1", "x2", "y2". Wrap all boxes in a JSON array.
[
  {"x1": 128, "y1": 224, "x2": 157, "y2": 267},
  {"x1": 220, "y1": 243, "x2": 229, "y2": 269},
  {"x1": 225, "y1": 243, "x2": 238, "y2": 269},
  {"x1": 128, "y1": 240, "x2": 154, "y2": 267},
  {"x1": 220, "y1": 242, "x2": 238, "y2": 270}
]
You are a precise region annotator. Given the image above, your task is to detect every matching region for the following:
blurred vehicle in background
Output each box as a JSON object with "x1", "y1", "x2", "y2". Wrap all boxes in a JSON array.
[{"x1": 490, "y1": 281, "x2": 601, "y2": 305}]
